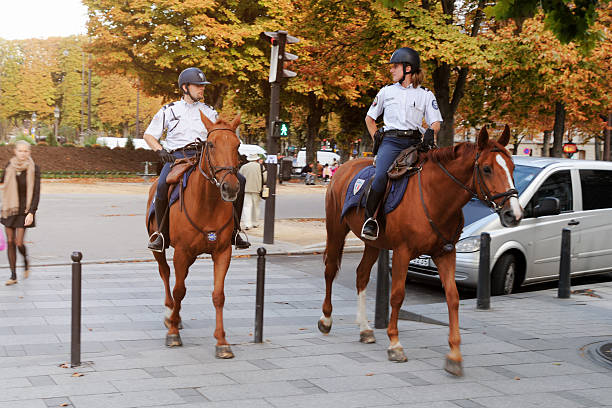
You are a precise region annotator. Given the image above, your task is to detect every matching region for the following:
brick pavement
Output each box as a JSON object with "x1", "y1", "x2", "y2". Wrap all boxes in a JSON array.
[{"x1": 0, "y1": 257, "x2": 611, "y2": 408}]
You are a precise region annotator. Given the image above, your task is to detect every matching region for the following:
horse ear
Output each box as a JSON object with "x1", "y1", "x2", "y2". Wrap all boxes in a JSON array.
[
  {"x1": 199, "y1": 110, "x2": 215, "y2": 131},
  {"x1": 230, "y1": 114, "x2": 241, "y2": 131},
  {"x1": 497, "y1": 124, "x2": 511, "y2": 147},
  {"x1": 477, "y1": 126, "x2": 489, "y2": 149}
]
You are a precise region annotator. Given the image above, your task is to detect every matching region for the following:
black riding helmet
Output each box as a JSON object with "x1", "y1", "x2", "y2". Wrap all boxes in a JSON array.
[
  {"x1": 178, "y1": 67, "x2": 211, "y2": 101},
  {"x1": 389, "y1": 47, "x2": 420, "y2": 84}
]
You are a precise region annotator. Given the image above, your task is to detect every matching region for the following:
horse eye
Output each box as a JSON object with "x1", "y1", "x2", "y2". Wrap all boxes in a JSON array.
[
  {"x1": 207, "y1": 141, "x2": 214, "y2": 148},
  {"x1": 483, "y1": 166, "x2": 492, "y2": 175}
]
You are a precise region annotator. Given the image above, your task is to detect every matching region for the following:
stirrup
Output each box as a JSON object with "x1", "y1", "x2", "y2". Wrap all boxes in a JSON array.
[
  {"x1": 148, "y1": 231, "x2": 165, "y2": 253},
  {"x1": 361, "y1": 217, "x2": 379, "y2": 241}
]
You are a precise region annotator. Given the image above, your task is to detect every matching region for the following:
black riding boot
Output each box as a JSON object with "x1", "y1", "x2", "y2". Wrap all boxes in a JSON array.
[
  {"x1": 361, "y1": 188, "x2": 385, "y2": 241},
  {"x1": 148, "y1": 198, "x2": 169, "y2": 252}
]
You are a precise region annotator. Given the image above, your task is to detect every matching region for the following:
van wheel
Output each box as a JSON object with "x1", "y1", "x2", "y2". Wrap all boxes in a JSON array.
[{"x1": 492, "y1": 254, "x2": 517, "y2": 296}]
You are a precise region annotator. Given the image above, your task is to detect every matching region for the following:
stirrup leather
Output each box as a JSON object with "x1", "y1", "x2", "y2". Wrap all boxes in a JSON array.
[
  {"x1": 148, "y1": 231, "x2": 165, "y2": 253},
  {"x1": 361, "y1": 217, "x2": 379, "y2": 241}
]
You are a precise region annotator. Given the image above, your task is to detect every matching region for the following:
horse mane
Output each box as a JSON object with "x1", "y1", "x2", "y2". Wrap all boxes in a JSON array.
[{"x1": 422, "y1": 142, "x2": 478, "y2": 164}]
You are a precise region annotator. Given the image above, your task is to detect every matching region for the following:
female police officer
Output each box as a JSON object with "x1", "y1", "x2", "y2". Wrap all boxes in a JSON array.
[
  {"x1": 362, "y1": 47, "x2": 442, "y2": 240},
  {"x1": 144, "y1": 67, "x2": 249, "y2": 251}
]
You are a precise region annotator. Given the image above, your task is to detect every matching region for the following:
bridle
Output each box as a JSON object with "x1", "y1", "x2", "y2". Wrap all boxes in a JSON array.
[
  {"x1": 436, "y1": 147, "x2": 518, "y2": 213},
  {"x1": 182, "y1": 128, "x2": 239, "y2": 190},
  {"x1": 418, "y1": 146, "x2": 518, "y2": 253}
]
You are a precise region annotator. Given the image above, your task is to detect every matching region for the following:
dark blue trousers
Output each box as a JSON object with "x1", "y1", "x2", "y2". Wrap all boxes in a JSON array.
[{"x1": 372, "y1": 136, "x2": 419, "y2": 192}]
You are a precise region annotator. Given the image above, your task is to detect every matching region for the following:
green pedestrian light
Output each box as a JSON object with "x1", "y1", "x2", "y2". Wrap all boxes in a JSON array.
[{"x1": 280, "y1": 122, "x2": 289, "y2": 137}]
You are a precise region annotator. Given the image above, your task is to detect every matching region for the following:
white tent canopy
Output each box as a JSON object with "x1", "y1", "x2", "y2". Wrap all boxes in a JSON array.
[{"x1": 97, "y1": 137, "x2": 266, "y2": 157}]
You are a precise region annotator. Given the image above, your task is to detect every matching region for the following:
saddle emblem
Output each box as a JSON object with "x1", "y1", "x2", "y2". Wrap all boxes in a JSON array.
[
  {"x1": 353, "y1": 178, "x2": 365, "y2": 195},
  {"x1": 207, "y1": 232, "x2": 217, "y2": 242}
]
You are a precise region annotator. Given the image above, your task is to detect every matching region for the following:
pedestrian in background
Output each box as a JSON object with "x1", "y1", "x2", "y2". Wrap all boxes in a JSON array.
[
  {"x1": 301, "y1": 163, "x2": 316, "y2": 185},
  {"x1": 0, "y1": 140, "x2": 41, "y2": 285},
  {"x1": 322, "y1": 163, "x2": 332, "y2": 182},
  {"x1": 239, "y1": 153, "x2": 266, "y2": 230}
]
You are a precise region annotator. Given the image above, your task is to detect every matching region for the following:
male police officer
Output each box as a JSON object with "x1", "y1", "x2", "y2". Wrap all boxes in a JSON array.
[
  {"x1": 362, "y1": 47, "x2": 442, "y2": 240},
  {"x1": 144, "y1": 67, "x2": 250, "y2": 251}
]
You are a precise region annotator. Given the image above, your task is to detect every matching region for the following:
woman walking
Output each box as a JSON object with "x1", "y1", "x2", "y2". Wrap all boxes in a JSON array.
[{"x1": 1, "y1": 140, "x2": 41, "y2": 285}]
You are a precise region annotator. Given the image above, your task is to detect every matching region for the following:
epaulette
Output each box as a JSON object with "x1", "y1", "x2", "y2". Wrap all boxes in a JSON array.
[
  {"x1": 162, "y1": 102, "x2": 175, "y2": 110},
  {"x1": 421, "y1": 87, "x2": 430, "y2": 92}
]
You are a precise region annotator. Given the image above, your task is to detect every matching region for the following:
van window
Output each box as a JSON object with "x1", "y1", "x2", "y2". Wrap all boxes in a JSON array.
[
  {"x1": 525, "y1": 170, "x2": 572, "y2": 217},
  {"x1": 580, "y1": 169, "x2": 612, "y2": 210}
]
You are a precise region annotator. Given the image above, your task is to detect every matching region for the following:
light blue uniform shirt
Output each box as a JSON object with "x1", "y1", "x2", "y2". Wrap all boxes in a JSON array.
[
  {"x1": 366, "y1": 83, "x2": 442, "y2": 133},
  {"x1": 145, "y1": 99, "x2": 218, "y2": 151}
]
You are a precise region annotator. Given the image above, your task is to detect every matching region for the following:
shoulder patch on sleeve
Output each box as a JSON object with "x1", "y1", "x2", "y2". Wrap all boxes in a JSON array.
[{"x1": 432, "y1": 99, "x2": 439, "y2": 110}]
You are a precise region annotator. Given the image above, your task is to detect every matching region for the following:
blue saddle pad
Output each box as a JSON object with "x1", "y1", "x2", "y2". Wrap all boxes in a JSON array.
[
  {"x1": 341, "y1": 165, "x2": 411, "y2": 219},
  {"x1": 147, "y1": 167, "x2": 195, "y2": 223}
]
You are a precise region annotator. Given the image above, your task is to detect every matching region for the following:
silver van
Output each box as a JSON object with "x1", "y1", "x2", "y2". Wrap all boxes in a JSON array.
[{"x1": 407, "y1": 157, "x2": 612, "y2": 295}]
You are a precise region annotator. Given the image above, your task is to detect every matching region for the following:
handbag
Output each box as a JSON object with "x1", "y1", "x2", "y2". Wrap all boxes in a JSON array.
[{"x1": 259, "y1": 163, "x2": 269, "y2": 199}]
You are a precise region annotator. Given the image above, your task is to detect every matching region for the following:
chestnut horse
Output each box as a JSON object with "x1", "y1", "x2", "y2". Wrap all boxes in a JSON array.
[
  {"x1": 319, "y1": 126, "x2": 523, "y2": 375},
  {"x1": 146, "y1": 113, "x2": 241, "y2": 359}
]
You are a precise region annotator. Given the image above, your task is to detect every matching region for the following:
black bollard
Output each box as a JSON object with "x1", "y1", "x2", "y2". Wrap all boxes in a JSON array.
[
  {"x1": 254, "y1": 247, "x2": 266, "y2": 343},
  {"x1": 558, "y1": 228, "x2": 571, "y2": 299},
  {"x1": 71, "y1": 251, "x2": 83, "y2": 367},
  {"x1": 477, "y1": 232, "x2": 491, "y2": 310},
  {"x1": 375, "y1": 249, "x2": 390, "y2": 329}
]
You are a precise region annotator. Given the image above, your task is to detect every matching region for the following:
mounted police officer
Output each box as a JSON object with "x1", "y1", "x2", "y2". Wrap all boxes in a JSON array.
[
  {"x1": 144, "y1": 67, "x2": 250, "y2": 252},
  {"x1": 362, "y1": 47, "x2": 442, "y2": 240}
]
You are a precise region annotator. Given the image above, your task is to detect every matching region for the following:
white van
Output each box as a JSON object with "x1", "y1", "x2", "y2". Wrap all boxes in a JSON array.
[
  {"x1": 406, "y1": 157, "x2": 612, "y2": 295},
  {"x1": 293, "y1": 149, "x2": 340, "y2": 172}
]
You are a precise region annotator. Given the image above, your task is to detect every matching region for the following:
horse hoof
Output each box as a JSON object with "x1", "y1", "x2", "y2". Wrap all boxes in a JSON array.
[
  {"x1": 387, "y1": 347, "x2": 408, "y2": 362},
  {"x1": 215, "y1": 345, "x2": 234, "y2": 359},
  {"x1": 444, "y1": 357, "x2": 464, "y2": 377},
  {"x1": 359, "y1": 330, "x2": 376, "y2": 344},
  {"x1": 318, "y1": 319, "x2": 332, "y2": 334},
  {"x1": 164, "y1": 318, "x2": 183, "y2": 330},
  {"x1": 165, "y1": 334, "x2": 182, "y2": 347}
]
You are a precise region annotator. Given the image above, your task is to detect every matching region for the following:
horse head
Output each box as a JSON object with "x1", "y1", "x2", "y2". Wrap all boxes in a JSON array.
[
  {"x1": 476, "y1": 125, "x2": 523, "y2": 227},
  {"x1": 199, "y1": 112, "x2": 241, "y2": 202}
]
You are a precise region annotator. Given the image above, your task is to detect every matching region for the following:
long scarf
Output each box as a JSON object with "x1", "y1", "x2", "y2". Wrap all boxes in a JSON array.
[{"x1": 2, "y1": 156, "x2": 35, "y2": 218}]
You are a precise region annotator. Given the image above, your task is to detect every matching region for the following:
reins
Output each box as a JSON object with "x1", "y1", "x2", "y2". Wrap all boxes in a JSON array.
[
  {"x1": 174, "y1": 128, "x2": 241, "y2": 241},
  {"x1": 417, "y1": 147, "x2": 518, "y2": 252}
]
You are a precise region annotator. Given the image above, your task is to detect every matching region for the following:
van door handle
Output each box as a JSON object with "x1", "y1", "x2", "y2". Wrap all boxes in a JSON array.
[{"x1": 567, "y1": 220, "x2": 580, "y2": 226}]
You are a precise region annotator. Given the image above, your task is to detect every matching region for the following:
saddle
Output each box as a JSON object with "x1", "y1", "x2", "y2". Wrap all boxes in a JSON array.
[
  {"x1": 166, "y1": 156, "x2": 198, "y2": 184},
  {"x1": 386, "y1": 146, "x2": 421, "y2": 180}
]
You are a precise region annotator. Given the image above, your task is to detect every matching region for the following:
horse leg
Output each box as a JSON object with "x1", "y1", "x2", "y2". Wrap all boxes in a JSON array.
[
  {"x1": 165, "y1": 250, "x2": 195, "y2": 347},
  {"x1": 355, "y1": 244, "x2": 379, "y2": 344},
  {"x1": 433, "y1": 252, "x2": 463, "y2": 376},
  {"x1": 153, "y1": 251, "x2": 181, "y2": 330},
  {"x1": 318, "y1": 220, "x2": 349, "y2": 335},
  {"x1": 386, "y1": 247, "x2": 412, "y2": 362},
  {"x1": 211, "y1": 247, "x2": 234, "y2": 359}
]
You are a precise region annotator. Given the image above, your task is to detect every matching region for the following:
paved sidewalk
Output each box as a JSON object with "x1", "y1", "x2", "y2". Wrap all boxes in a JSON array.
[{"x1": 0, "y1": 258, "x2": 610, "y2": 407}]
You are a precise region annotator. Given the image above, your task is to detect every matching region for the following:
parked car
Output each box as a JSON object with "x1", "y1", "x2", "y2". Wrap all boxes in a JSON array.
[{"x1": 406, "y1": 156, "x2": 612, "y2": 295}]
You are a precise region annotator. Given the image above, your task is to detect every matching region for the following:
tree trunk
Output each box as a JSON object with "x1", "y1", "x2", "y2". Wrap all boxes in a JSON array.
[
  {"x1": 541, "y1": 130, "x2": 552, "y2": 157},
  {"x1": 306, "y1": 92, "x2": 323, "y2": 166},
  {"x1": 122, "y1": 123, "x2": 129, "y2": 138},
  {"x1": 551, "y1": 101, "x2": 565, "y2": 157}
]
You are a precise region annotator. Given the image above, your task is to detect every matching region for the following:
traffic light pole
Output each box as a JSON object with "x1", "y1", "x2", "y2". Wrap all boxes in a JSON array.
[
  {"x1": 261, "y1": 30, "x2": 297, "y2": 245},
  {"x1": 263, "y1": 81, "x2": 281, "y2": 244}
]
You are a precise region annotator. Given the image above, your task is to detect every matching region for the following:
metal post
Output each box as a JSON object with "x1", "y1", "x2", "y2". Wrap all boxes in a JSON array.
[
  {"x1": 558, "y1": 228, "x2": 571, "y2": 298},
  {"x1": 263, "y1": 82, "x2": 281, "y2": 244},
  {"x1": 81, "y1": 52, "x2": 85, "y2": 135},
  {"x1": 71, "y1": 251, "x2": 83, "y2": 367},
  {"x1": 477, "y1": 232, "x2": 491, "y2": 310},
  {"x1": 254, "y1": 247, "x2": 266, "y2": 343},
  {"x1": 374, "y1": 249, "x2": 390, "y2": 329}
]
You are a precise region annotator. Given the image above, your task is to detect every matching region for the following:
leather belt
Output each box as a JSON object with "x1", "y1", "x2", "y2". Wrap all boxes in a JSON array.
[{"x1": 383, "y1": 129, "x2": 422, "y2": 139}]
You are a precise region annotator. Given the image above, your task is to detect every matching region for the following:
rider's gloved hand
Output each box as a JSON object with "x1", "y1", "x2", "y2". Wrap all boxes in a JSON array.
[
  {"x1": 423, "y1": 128, "x2": 435, "y2": 148},
  {"x1": 157, "y1": 149, "x2": 174, "y2": 164}
]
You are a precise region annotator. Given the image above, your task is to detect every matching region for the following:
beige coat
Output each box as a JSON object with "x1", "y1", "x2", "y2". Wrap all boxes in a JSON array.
[{"x1": 239, "y1": 161, "x2": 267, "y2": 193}]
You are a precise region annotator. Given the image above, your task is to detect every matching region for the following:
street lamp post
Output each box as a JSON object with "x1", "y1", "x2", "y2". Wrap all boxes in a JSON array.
[{"x1": 54, "y1": 106, "x2": 60, "y2": 145}]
